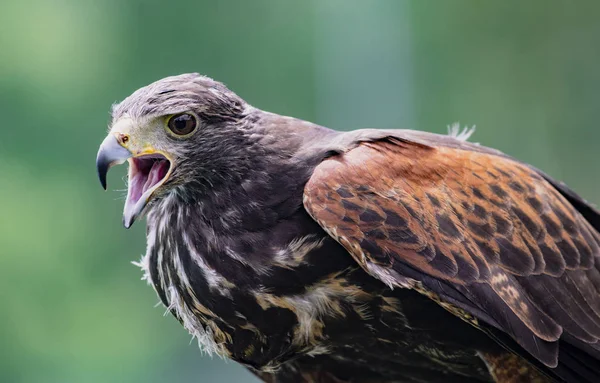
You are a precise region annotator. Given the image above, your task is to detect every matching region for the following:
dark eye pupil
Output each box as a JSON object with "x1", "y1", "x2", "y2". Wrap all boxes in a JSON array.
[{"x1": 168, "y1": 113, "x2": 196, "y2": 135}]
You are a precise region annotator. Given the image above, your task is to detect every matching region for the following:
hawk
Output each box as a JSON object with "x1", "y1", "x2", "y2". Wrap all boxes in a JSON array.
[{"x1": 96, "y1": 74, "x2": 600, "y2": 383}]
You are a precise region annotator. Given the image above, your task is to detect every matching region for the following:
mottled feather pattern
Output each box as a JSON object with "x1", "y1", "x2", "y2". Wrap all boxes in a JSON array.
[
  {"x1": 304, "y1": 137, "x2": 600, "y2": 368},
  {"x1": 479, "y1": 352, "x2": 549, "y2": 383},
  {"x1": 142, "y1": 184, "x2": 502, "y2": 381}
]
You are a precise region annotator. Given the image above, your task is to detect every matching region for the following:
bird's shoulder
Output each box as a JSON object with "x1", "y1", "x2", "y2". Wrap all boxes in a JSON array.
[{"x1": 302, "y1": 127, "x2": 600, "y2": 380}]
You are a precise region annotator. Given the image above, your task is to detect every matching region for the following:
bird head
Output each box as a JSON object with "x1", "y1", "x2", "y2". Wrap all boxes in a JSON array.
[{"x1": 96, "y1": 73, "x2": 247, "y2": 228}]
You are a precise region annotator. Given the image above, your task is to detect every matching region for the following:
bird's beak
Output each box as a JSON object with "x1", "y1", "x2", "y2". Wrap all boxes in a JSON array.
[
  {"x1": 96, "y1": 133, "x2": 172, "y2": 229},
  {"x1": 96, "y1": 134, "x2": 132, "y2": 190}
]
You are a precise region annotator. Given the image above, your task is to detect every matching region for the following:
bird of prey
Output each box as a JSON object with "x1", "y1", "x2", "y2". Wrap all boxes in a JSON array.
[{"x1": 96, "y1": 73, "x2": 600, "y2": 383}]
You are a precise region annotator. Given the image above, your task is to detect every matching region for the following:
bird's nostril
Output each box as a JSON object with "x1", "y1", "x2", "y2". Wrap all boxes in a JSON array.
[{"x1": 117, "y1": 133, "x2": 130, "y2": 145}]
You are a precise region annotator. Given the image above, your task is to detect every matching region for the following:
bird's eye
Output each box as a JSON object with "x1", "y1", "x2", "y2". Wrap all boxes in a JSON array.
[{"x1": 167, "y1": 113, "x2": 197, "y2": 136}]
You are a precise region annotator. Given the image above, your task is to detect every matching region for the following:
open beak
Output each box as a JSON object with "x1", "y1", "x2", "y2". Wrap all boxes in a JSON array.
[{"x1": 96, "y1": 134, "x2": 172, "y2": 228}]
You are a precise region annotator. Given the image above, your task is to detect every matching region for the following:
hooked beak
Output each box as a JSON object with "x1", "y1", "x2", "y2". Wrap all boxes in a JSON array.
[
  {"x1": 96, "y1": 134, "x2": 172, "y2": 229},
  {"x1": 96, "y1": 134, "x2": 132, "y2": 190}
]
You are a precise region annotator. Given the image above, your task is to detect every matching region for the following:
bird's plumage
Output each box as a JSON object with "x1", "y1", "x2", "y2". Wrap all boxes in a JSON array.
[
  {"x1": 304, "y1": 134, "x2": 600, "y2": 380},
  {"x1": 98, "y1": 73, "x2": 600, "y2": 383}
]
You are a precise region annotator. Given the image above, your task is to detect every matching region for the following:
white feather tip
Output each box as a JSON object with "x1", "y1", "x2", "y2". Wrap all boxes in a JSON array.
[{"x1": 447, "y1": 122, "x2": 476, "y2": 141}]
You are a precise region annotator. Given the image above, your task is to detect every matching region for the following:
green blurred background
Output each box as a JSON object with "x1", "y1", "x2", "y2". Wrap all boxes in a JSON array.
[{"x1": 1, "y1": 1, "x2": 599, "y2": 382}]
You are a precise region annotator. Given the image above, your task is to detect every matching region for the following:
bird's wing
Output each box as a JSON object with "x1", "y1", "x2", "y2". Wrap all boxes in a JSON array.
[{"x1": 303, "y1": 133, "x2": 600, "y2": 371}]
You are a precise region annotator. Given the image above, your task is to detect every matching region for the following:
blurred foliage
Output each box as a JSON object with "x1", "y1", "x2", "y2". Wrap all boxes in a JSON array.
[{"x1": 1, "y1": 1, "x2": 599, "y2": 382}]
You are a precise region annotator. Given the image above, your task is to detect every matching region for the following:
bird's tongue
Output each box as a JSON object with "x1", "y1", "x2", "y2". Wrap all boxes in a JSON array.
[
  {"x1": 128, "y1": 157, "x2": 170, "y2": 206},
  {"x1": 145, "y1": 160, "x2": 169, "y2": 191}
]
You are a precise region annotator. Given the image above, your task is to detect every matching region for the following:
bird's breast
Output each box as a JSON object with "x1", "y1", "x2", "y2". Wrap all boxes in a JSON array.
[{"x1": 138, "y1": 205, "x2": 375, "y2": 368}]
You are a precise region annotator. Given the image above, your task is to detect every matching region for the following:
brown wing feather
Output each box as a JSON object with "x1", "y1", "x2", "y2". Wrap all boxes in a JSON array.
[{"x1": 303, "y1": 137, "x2": 600, "y2": 368}]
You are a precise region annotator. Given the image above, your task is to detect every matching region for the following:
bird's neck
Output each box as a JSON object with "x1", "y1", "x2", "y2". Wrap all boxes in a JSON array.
[{"x1": 143, "y1": 137, "x2": 321, "y2": 282}]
